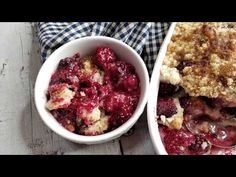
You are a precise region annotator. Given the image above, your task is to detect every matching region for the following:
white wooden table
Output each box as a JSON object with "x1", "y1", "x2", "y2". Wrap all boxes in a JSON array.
[{"x1": 0, "y1": 22, "x2": 155, "y2": 154}]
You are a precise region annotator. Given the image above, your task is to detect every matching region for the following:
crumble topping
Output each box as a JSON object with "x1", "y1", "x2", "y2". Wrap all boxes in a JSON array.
[
  {"x1": 81, "y1": 56, "x2": 104, "y2": 84},
  {"x1": 160, "y1": 65, "x2": 181, "y2": 85},
  {"x1": 81, "y1": 56, "x2": 94, "y2": 75},
  {"x1": 46, "y1": 84, "x2": 75, "y2": 110},
  {"x1": 162, "y1": 22, "x2": 236, "y2": 104},
  {"x1": 79, "y1": 116, "x2": 109, "y2": 135},
  {"x1": 77, "y1": 106, "x2": 101, "y2": 125}
]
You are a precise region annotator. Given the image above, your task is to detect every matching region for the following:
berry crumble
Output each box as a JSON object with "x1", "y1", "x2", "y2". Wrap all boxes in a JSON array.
[
  {"x1": 46, "y1": 47, "x2": 140, "y2": 136},
  {"x1": 157, "y1": 23, "x2": 236, "y2": 155}
]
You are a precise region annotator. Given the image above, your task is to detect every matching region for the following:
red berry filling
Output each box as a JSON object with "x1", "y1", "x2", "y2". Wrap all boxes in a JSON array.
[
  {"x1": 47, "y1": 47, "x2": 140, "y2": 135},
  {"x1": 158, "y1": 82, "x2": 236, "y2": 154},
  {"x1": 105, "y1": 61, "x2": 135, "y2": 83},
  {"x1": 206, "y1": 126, "x2": 236, "y2": 148},
  {"x1": 50, "y1": 56, "x2": 80, "y2": 86},
  {"x1": 156, "y1": 98, "x2": 177, "y2": 118},
  {"x1": 163, "y1": 128, "x2": 195, "y2": 154},
  {"x1": 116, "y1": 74, "x2": 139, "y2": 92},
  {"x1": 158, "y1": 82, "x2": 179, "y2": 97},
  {"x1": 95, "y1": 47, "x2": 117, "y2": 69},
  {"x1": 163, "y1": 127, "x2": 210, "y2": 155}
]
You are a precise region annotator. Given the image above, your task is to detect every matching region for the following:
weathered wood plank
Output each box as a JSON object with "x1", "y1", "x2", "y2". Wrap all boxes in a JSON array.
[{"x1": 0, "y1": 22, "x2": 33, "y2": 154}]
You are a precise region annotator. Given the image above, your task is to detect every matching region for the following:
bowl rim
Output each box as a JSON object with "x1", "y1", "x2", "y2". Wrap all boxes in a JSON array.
[
  {"x1": 34, "y1": 36, "x2": 149, "y2": 144},
  {"x1": 147, "y1": 23, "x2": 176, "y2": 154}
]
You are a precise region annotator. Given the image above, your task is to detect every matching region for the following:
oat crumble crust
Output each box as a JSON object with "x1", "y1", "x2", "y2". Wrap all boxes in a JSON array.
[{"x1": 163, "y1": 22, "x2": 236, "y2": 104}]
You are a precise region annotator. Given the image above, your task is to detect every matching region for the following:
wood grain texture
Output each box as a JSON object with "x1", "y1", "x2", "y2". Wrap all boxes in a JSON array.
[
  {"x1": 0, "y1": 23, "x2": 121, "y2": 154},
  {"x1": 0, "y1": 22, "x2": 154, "y2": 155},
  {"x1": 0, "y1": 23, "x2": 33, "y2": 154}
]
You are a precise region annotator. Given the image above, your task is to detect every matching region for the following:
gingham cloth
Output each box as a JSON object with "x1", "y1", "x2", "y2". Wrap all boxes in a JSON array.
[{"x1": 37, "y1": 22, "x2": 170, "y2": 74}]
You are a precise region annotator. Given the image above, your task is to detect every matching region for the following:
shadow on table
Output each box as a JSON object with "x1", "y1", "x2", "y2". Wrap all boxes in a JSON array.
[{"x1": 119, "y1": 108, "x2": 156, "y2": 155}]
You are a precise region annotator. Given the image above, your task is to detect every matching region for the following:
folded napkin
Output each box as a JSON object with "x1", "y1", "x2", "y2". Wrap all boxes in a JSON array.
[{"x1": 37, "y1": 22, "x2": 170, "y2": 74}]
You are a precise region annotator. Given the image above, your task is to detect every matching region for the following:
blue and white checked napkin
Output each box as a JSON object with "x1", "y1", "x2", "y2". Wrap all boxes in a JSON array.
[{"x1": 37, "y1": 22, "x2": 170, "y2": 74}]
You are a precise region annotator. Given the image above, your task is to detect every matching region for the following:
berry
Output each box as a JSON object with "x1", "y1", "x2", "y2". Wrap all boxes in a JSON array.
[
  {"x1": 103, "y1": 92, "x2": 135, "y2": 127},
  {"x1": 50, "y1": 57, "x2": 80, "y2": 85},
  {"x1": 103, "y1": 92, "x2": 129, "y2": 112},
  {"x1": 158, "y1": 82, "x2": 178, "y2": 97},
  {"x1": 156, "y1": 98, "x2": 177, "y2": 118},
  {"x1": 164, "y1": 129, "x2": 195, "y2": 155},
  {"x1": 188, "y1": 135, "x2": 210, "y2": 154},
  {"x1": 95, "y1": 47, "x2": 116, "y2": 68},
  {"x1": 106, "y1": 61, "x2": 135, "y2": 83},
  {"x1": 109, "y1": 114, "x2": 129, "y2": 127},
  {"x1": 179, "y1": 96, "x2": 191, "y2": 109},
  {"x1": 80, "y1": 85, "x2": 98, "y2": 100},
  {"x1": 116, "y1": 74, "x2": 139, "y2": 92},
  {"x1": 98, "y1": 84, "x2": 112, "y2": 98},
  {"x1": 58, "y1": 56, "x2": 80, "y2": 71},
  {"x1": 58, "y1": 57, "x2": 71, "y2": 69}
]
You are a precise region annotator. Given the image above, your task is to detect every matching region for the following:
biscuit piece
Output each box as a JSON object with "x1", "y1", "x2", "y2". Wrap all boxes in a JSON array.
[{"x1": 46, "y1": 83, "x2": 75, "y2": 110}]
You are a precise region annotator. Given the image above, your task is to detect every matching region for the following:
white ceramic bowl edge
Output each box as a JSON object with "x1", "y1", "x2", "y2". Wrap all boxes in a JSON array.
[
  {"x1": 147, "y1": 23, "x2": 177, "y2": 154},
  {"x1": 35, "y1": 36, "x2": 149, "y2": 144}
]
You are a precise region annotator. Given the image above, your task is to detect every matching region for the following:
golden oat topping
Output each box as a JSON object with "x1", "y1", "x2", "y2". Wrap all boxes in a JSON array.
[{"x1": 163, "y1": 22, "x2": 236, "y2": 104}]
